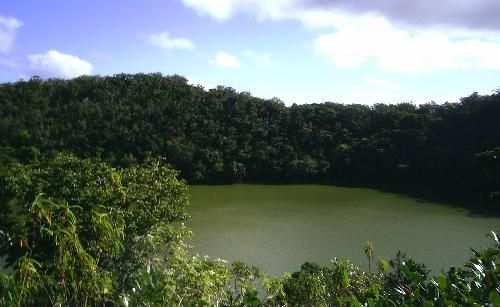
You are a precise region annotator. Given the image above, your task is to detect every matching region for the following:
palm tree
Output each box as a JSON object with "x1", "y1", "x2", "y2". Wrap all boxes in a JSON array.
[{"x1": 364, "y1": 241, "x2": 375, "y2": 273}]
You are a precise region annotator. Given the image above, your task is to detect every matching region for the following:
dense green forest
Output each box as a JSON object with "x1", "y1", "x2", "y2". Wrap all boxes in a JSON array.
[
  {"x1": 1, "y1": 74, "x2": 499, "y2": 208},
  {"x1": 1, "y1": 155, "x2": 499, "y2": 306},
  {"x1": 0, "y1": 74, "x2": 499, "y2": 304}
]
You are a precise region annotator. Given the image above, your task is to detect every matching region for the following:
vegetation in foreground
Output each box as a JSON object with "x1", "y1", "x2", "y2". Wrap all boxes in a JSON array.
[
  {"x1": 1, "y1": 74, "x2": 500, "y2": 210},
  {"x1": 0, "y1": 155, "x2": 499, "y2": 306}
]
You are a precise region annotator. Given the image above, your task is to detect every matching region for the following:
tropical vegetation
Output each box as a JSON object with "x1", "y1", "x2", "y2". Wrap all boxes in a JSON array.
[
  {"x1": 0, "y1": 74, "x2": 499, "y2": 209},
  {"x1": 0, "y1": 155, "x2": 499, "y2": 306},
  {"x1": 0, "y1": 74, "x2": 499, "y2": 305}
]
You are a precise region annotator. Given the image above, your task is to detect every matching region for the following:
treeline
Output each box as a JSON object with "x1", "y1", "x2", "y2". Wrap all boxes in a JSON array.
[{"x1": 0, "y1": 74, "x2": 499, "y2": 201}]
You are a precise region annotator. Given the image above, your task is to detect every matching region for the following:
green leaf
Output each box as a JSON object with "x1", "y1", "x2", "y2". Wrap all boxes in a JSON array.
[
  {"x1": 423, "y1": 301, "x2": 435, "y2": 307},
  {"x1": 489, "y1": 290, "x2": 500, "y2": 306},
  {"x1": 351, "y1": 301, "x2": 363, "y2": 307},
  {"x1": 437, "y1": 275, "x2": 448, "y2": 290},
  {"x1": 341, "y1": 269, "x2": 349, "y2": 287},
  {"x1": 40, "y1": 226, "x2": 54, "y2": 237}
]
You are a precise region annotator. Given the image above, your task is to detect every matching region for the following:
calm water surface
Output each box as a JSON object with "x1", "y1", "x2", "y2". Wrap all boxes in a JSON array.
[{"x1": 187, "y1": 185, "x2": 500, "y2": 276}]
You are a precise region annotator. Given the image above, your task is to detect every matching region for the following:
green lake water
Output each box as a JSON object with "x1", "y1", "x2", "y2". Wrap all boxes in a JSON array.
[{"x1": 187, "y1": 184, "x2": 500, "y2": 276}]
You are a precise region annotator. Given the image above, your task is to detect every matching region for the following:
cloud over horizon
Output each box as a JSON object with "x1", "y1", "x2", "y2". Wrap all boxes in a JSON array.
[
  {"x1": 149, "y1": 31, "x2": 196, "y2": 51},
  {"x1": 210, "y1": 51, "x2": 240, "y2": 68},
  {"x1": 313, "y1": 15, "x2": 500, "y2": 74},
  {"x1": 181, "y1": 0, "x2": 500, "y2": 74},
  {"x1": 28, "y1": 50, "x2": 93, "y2": 79},
  {"x1": 0, "y1": 16, "x2": 23, "y2": 54}
]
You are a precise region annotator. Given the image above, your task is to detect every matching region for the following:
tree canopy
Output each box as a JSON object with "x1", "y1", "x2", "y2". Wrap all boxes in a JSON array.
[
  {"x1": 1, "y1": 74, "x2": 499, "y2": 304},
  {"x1": 1, "y1": 74, "x2": 499, "y2": 207}
]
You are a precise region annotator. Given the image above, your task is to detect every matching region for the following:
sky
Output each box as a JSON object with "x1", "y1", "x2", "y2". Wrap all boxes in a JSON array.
[{"x1": 1, "y1": 0, "x2": 500, "y2": 105}]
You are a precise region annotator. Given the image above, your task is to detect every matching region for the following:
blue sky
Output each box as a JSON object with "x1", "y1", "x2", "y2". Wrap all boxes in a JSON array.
[{"x1": 1, "y1": 0, "x2": 500, "y2": 105}]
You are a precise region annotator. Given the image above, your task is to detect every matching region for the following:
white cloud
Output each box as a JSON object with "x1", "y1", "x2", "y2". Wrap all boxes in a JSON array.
[
  {"x1": 181, "y1": 0, "x2": 500, "y2": 74},
  {"x1": 313, "y1": 15, "x2": 500, "y2": 74},
  {"x1": 181, "y1": 0, "x2": 500, "y2": 31},
  {"x1": 28, "y1": 50, "x2": 93, "y2": 78},
  {"x1": 295, "y1": 9, "x2": 352, "y2": 29},
  {"x1": 210, "y1": 51, "x2": 240, "y2": 68},
  {"x1": 149, "y1": 31, "x2": 195, "y2": 51},
  {"x1": 0, "y1": 16, "x2": 22, "y2": 53},
  {"x1": 242, "y1": 50, "x2": 275, "y2": 68},
  {"x1": 314, "y1": 32, "x2": 368, "y2": 68},
  {"x1": 181, "y1": 0, "x2": 294, "y2": 21},
  {"x1": 181, "y1": 0, "x2": 235, "y2": 20},
  {"x1": 179, "y1": 0, "x2": 385, "y2": 29}
]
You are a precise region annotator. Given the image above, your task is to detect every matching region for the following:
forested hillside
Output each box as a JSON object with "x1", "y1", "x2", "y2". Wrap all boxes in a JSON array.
[
  {"x1": 1, "y1": 74, "x2": 499, "y2": 203},
  {"x1": 1, "y1": 75, "x2": 499, "y2": 305}
]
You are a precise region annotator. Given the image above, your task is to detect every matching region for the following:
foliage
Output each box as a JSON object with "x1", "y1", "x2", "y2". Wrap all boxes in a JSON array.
[
  {"x1": 0, "y1": 155, "x2": 266, "y2": 306},
  {"x1": 1, "y1": 74, "x2": 500, "y2": 206},
  {"x1": 0, "y1": 154, "x2": 191, "y2": 305},
  {"x1": 265, "y1": 260, "x2": 380, "y2": 306},
  {"x1": 377, "y1": 257, "x2": 389, "y2": 274},
  {"x1": 375, "y1": 231, "x2": 500, "y2": 306},
  {"x1": 0, "y1": 155, "x2": 499, "y2": 306},
  {"x1": 380, "y1": 251, "x2": 430, "y2": 305},
  {"x1": 263, "y1": 234, "x2": 500, "y2": 307},
  {"x1": 364, "y1": 241, "x2": 375, "y2": 273},
  {"x1": 0, "y1": 195, "x2": 117, "y2": 306},
  {"x1": 125, "y1": 225, "x2": 233, "y2": 306}
]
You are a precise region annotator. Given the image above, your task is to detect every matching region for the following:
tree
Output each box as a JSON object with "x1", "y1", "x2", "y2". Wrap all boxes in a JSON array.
[
  {"x1": 0, "y1": 154, "x2": 191, "y2": 304},
  {"x1": 0, "y1": 154, "x2": 266, "y2": 306},
  {"x1": 1, "y1": 73, "x2": 500, "y2": 206},
  {"x1": 364, "y1": 241, "x2": 375, "y2": 273},
  {"x1": 377, "y1": 256, "x2": 389, "y2": 274}
]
